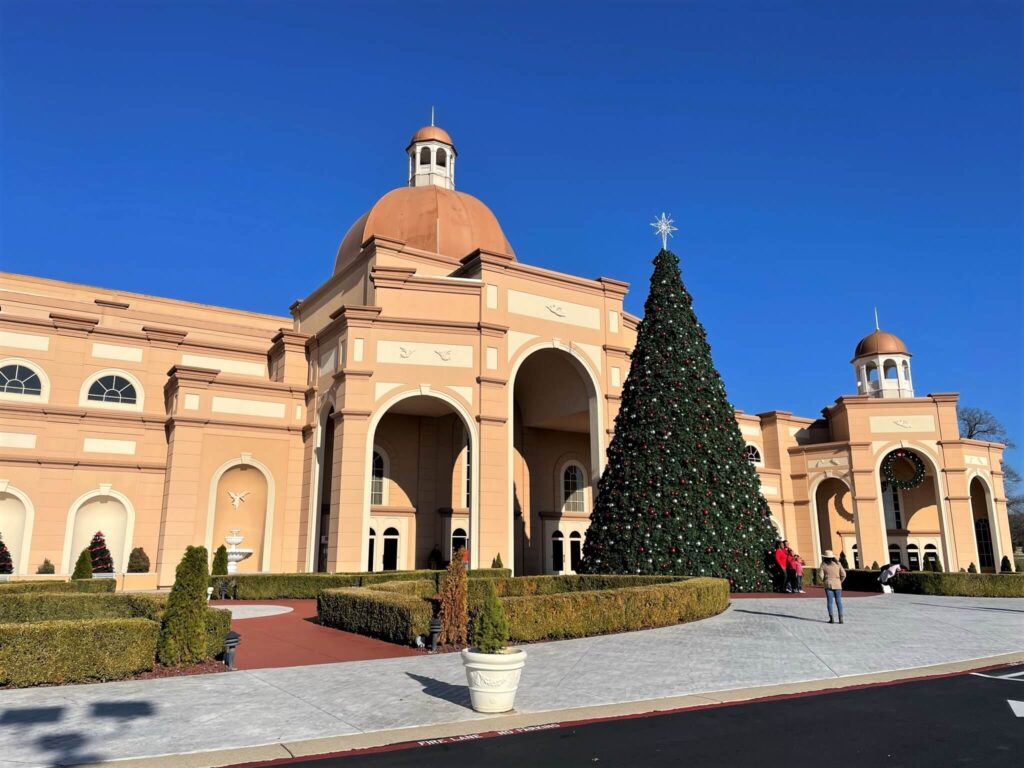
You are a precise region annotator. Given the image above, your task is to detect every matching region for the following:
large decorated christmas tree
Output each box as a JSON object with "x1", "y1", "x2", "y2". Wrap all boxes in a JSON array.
[
  {"x1": 581, "y1": 232, "x2": 778, "y2": 591},
  {"x1": 89, "y1": 531, "x2": 114, "y2": 573},
  {"x1": 0, "y1": 533, "x2": 12, "y2": 575}
]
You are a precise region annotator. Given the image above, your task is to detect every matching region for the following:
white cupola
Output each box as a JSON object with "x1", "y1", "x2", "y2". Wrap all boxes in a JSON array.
[
  {"x1": 407, "y1": 121, "x2": 456, "y2": 190},
  {"x1": 851, "y1": 318, "x2": 914, "y2": 399}
]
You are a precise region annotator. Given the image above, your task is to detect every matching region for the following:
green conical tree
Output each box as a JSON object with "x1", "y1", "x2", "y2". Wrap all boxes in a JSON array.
[
  {"x1": 71, "y1": 548, "x2": 93, "y2": 579},
  {"x1": 0, "y1": 533, "x2": 13, "y2": 575},
  {"x1": 211, "y1": 545, "x2": 229, "y2": 576},
  {"x1": 580, "y1": 248, "x2": 778, "y2": 591},
  {"x1": 158, "y1": 545, "x2": 210, "y2": 665}
]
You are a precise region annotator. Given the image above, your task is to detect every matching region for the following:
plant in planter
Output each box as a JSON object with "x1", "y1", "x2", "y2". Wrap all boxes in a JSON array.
[
  {"x1": 0, "y1": 534, "x2": 13, "y2": 576},
  {"x1": 461, "y1": 580, "x2": 526, "y2": 713},
  {"x1": 89, "y1": 531, "x2": 115, "y2": 574},
  {"x1": 71, "y1": 548, "x2": 93, "y2": 579},
  {"x1": 127, "y1": 547, "x2": 151, "y2": 573},
  {"x1": 211, "y1": 545, "x2": 229, "y2": 576},
  {"x1": 36, "y1": 558, "x2": 55, "y2": 575}
]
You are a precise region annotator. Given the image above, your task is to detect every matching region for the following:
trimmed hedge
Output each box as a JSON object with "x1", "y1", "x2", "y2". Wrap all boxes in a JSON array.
[
  {"x1": 469, "y1": 574, "x2": 679, "y2": 604},
  {"x1": 366, "y1": 579, "x2": 437, "y2": 598},
  {"x1": 500, "y1": 577, "x2": 728, "y2": 642},
  {"x1": 210, "y1": 568, "x2": 511, "y2": 599},
  {"x1": 892, "y1": 571, "x2": 1024, "y2": 598},
  {"x1": 804, "y1": 568, "x2": 881, "y2": 592},
  {"x1": 318, "y1": 587, "x2": 432, "y2": 645},
  {"x1": 0, "y1": 618, "x2": 158, "y2": 686},
  {"x1": 0, "y1": 579, "x2": 116, "y2": 594},
  {"x1": 205, "y1": 607, "x2": 232, "y2": 658},
  {"x1": 0, "y1": 593, "x2": 165, "y2": 623}
]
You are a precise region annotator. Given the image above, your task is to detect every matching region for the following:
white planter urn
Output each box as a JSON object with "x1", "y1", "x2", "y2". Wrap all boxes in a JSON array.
[{"x1": 460, "y1": 647, "x2": 527, "y2": 713}]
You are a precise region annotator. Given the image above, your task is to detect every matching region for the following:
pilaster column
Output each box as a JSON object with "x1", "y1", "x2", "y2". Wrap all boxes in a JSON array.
[{"x1": 849, "y1": 442, "x2": 886, "y2": 568}]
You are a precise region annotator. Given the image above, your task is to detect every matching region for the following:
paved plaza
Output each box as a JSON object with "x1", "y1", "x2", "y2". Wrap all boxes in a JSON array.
[{"x1": 1, "y1": 594, "x2": 1022, "y2": 767}]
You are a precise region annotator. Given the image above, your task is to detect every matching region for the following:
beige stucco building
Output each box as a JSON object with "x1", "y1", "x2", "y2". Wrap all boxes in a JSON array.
[{"x1": 0, "y1": 124, "x2": 1014, "y2": 587}]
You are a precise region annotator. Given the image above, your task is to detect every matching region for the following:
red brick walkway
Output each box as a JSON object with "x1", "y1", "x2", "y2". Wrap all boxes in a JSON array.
[{"x1": 211, "y1": 599, "x2": 418, "y2": 670}]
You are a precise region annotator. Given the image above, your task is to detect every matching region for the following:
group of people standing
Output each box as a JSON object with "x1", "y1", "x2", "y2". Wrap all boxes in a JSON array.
[
  {"x1": 771, "y1": 540, "x2": 848, "y2": 624},
  {"x1": 772, "y1": 540, "x2": 806, "y2": 593}
]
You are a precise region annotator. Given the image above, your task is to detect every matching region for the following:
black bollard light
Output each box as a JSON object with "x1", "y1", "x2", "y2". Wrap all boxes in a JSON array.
[
  {"x1": 428, "y1": 617, "x2": 442, "y2": 652},
  {"x1": 223, "y1": 630, "x2": 241, "y2": 670}
]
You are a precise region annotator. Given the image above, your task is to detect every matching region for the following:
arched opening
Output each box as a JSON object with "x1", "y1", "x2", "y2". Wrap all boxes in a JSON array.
[
  {"x1": 551, "y1": 531, "x2": 564, "y2": 573},
  {"x1": 419, "y1": 146, "x2": 431, "y2": 165},
  {"x1": 367, "y1": 528, "x2": 376, "y2": 572},
  {"x1": 436, "y1": 148, "x2": 447, "y2": 167},
  {"x1": 743, "y1": 444, "x2": 762, "y2": 464},
  {"x1": 815, "y1": 478, "x2": 854, "y2": 562},
  {"x1": 212, "y1": 464, "x2": 269, "y2": 573},
  {"x1": 883, "y1": 359, "x2": 898, "y2": 379},
  {"x1": 924, "y1": 543, "x2": 939, "y2": 570},
  {"x1": 366, "y1": 393, "x2": 475, "y2": 571},
  {"x1": 570, "y1": 530, "x2": 582, "y2": 573},
  {"x1": 452, "y1": 527, "x2": 467, "y2": 557},
  {"x1": 0, "y1": 488, "x2": 32, "y2": 574},
  {"x1": 970, "y1": 477, "x2": 997, "y2": 572},
  {"x1": 315, "y1": 407, "x2": 335, "y2": 572},
  {"x1": 901, "y1": 360, "x2": 911, "y2": 381},
  {"x1": 851, "y1": 543, "x2": 860, "y2": 569},
  {"x1": 907, "y1": 543, "x2": 920, "y2": 571},
  {"x1": 382, "y1": 527, "x2": 399, "y2": 571},
  {"x1": 879, "y1": 448, "x2": 946, "y2": 573},
  {"x1": 67, "y1": 494, "x2": 130, "y2": 574},
  {"x1": 888, "y1": 543, "x2": 902, "y2": 565},
  {"x1": 511, "y1": 346, "x2": 600, "y2": 575},
  {"x1": 866, "y1": 363, "x2": 879, "y2": 383}
]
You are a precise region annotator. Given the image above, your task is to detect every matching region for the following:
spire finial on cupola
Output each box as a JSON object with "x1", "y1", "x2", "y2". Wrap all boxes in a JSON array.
[{"x1": 407, "y1": 117, "x2": 456, "y2": 190}]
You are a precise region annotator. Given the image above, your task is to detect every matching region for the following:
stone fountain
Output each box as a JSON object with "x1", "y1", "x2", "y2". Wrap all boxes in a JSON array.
[{"x1": 224, "y1": 528, "x2": 254, "y2": 574}]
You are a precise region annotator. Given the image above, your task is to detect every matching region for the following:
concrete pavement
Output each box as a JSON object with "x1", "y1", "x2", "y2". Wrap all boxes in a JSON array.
[{"x1": 1, "y1": 594, "x2": 1021, "y2": 768}]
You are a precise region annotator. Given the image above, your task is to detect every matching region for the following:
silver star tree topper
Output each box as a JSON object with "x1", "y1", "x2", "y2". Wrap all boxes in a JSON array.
[{"x1": 650, "y1": 212, "x2": 678, "y2": 250}]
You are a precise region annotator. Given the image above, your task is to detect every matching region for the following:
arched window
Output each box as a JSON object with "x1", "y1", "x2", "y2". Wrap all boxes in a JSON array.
[
  {"x1": 883, "y1": 359, "x2": 898, "y2": 379},
  {"x1": 436, "y1": 148, "x2": 447, "y2": 167},
  {"x1": 87, "y1": 374, "x2": 137, "y2": 405},
  {"x1": 463, "y1": 435, "x2": 472, "y2": 509},
  {"x1": 851, "y1": 544, "x2": 860, "y2": 569},
  {"x1": 902, "y1": 360, "x2": 911, "y2": 380},
  {"x1": 382, "y1": 527, "x2": 399, "y2": 571},
  {"x1": 743, "y1": 445, "x2": 761, "y2": 464},
  {"x1": 866, "y1": 363, "x2": 878, "y2": 383},
  {"x1": 367, "y1": 528, "x2": 376, "y2": 572},
  {"x1": 907, "y1": 543, "x2": 920, "y2": 571},
  {"x1": 881, "y1": 481, "x2": 902, "y2": 530},
  {"x1": 570, "y1": 531, "x2": 582, "y2": 572},
  {"x1": 419, "y1": 146, "x2": 431, "y2": 165},
  {"x1": 888, "y1": 543, "x2": 902, "y2": 566},
  {"x1": 974, "y1": 518, "x2": 995, "y2": 570},
  {"x1": 562, "y1": 465, "x2": 585, "y2": 513},
  {"x1": 924, "y1": 544, "x2": 939, "y2": 570},
  {"x1": 551, "y1": 531, "x2": 564, "y2": 572},
  {"x1": 0, "y1": 363, "x2": 42, "y2": 396},
  {"x1": 452, "y1": 527, "x2": 467, "y2": 558},
  {"x1": 371, "y1": 450, "x2": 386, "y2": 506}
]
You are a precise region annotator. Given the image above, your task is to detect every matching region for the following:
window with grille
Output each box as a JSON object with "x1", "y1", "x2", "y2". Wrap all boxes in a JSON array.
[
  {"x1": 563, "y1": 465, "x2": 585, "y2": 512},
  {"x1": 371, "y1": 451, "x2": 385, "y2": 506},
  {"x1": 743, "y1": 445, "x2": 761, "y2": 463},
  {"x1": 0, "y1": 364, "x2": 42, "y2": 396},
  {"x1": 87, "y1": 374, "x2": 137, "y2": 405}
]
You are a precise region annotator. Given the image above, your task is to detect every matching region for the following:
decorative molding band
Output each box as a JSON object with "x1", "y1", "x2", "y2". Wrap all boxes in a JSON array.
[
  {"x1": 142, "y1": 325, "x2": 188, "y2": 347},
  {"x1": 0, "y1": 453, "x2": 166, "y2": 473},
  {"x1": 93, "y1": 298, "x2": 131, "y2": 310},
  {"x1": 339, "y1": 408, "x2": 372, "y2": 419},
  {"x1": 49, "y1": 311, "x2": 100, "y2": 333},
  {"x1": 168, "y1": 415, "x2": 305, "y2": 434}
]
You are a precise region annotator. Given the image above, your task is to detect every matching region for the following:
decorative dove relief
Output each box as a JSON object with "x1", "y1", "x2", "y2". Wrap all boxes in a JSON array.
[
  {"x1": 434, "y1": 349, "x2": 452, "y2": 362},
  {"x1": 893, "y1": 419, "x2": 912, "y2": 429},
  {"x1": 227, "y1": 491, "x2": 249, "y2": 509},
  {"x1": 399, "y1": 346, "x2": 415, "y2": 359},
  {"x1": 545, "y1": 304, "x2": 566, "y2": 318}
]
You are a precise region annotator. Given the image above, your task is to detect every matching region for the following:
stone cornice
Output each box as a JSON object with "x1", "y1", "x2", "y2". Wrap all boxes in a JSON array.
[
  {"x1": 596, "y1": 276, "x2": 630, "y2": 296},
  {"x1": 477, "y1": 414, "x2": 507, "y2": 424},
  {"x1": 333, "y1": 368, "x2": 374, "y2": 384},
  {"x1": 602, "y1": 344, "x2": 632, "y2": 356},
  {"x1": 143, "y1": 325, "x2": 188, "y2": 348},
  {"x1": 339, "y1": 408, "x2": 372, "y2": 419},
  {"x1": 166, "y1": 365, "x2": 219, "y2": 385},
  {"x1": 93, "y1": 298, "x2": 130, "y2": 310},
  {"x1": 168, "y1": 415, "x2": 305, "y2": 434},
  {"x1": 479, "y1": 322, "x2": 508, "y2": 337},
  {"x1": 939, "y1": 438, "x2": 1006, "y2": 450},
  {"x1": 476, "y1": 376, "x2": 507, "y2": 387},
  {"x1": 270, "y1": 328, "x2": 310, "y2": 348},
  {"x1": 328, "y1": 305, "x2": 383, "y2": 325},
  {"x1": 0, "y1": 402, "x2": 166, "y2": 429},
  {"x1": 0, "y1": 453, "x2": 167, "y2": 473},
  {"x1": 49, "y1": 311, "x2": 99, "y2": 335}
]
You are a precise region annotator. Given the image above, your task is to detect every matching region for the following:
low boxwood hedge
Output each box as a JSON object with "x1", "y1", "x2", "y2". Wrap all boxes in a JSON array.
[
  {"x1": 0, "y1": 579, "x2": 116, "y2": 594},
  {"x1": 892, "y1": 571, "x2": 1024, "y2": 597},
  {"x1": 211, "y1": 568, "x2": 510, "y2": 599},
  {"x1": 0, "y1": 593, "x2": 165, "y2": 623},
  {"x1": 804, "y1": 568, "x2": 880, "y2": 592},
  {"x1": 204, "y1": 607, "x2": 232, "y2": 658},
  {"x1": 0, "y1": 618, "x2": 159, "y2": 686},
  {"x1": 366, "y1": 579, "x2": 438, "y2": 598},
  {"x1": 318, "y1": 587, "x2": 432, "y2": 645}
]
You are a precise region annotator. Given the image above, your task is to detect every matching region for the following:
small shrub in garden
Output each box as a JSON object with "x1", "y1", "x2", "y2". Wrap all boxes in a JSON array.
[
  {"x1": 127, "y1": 547, "x2": 150, "y2": 573},
  {"x1": 839, "y1": 551, "x2": 849, "y2": 569},
  {"x1": 1001, "y1": 556, "x2": 1013, "y2": 573},
  {"x1": 491, "y1": 553, "x2": 503, "y2": 569},
  {"x1": 158, "y1": 545, "x2": 210, "y2": 666},
  {"x1": 36, "y1": 558, "x2": 55, "y2": 574},
  {"x1": 870, "y1": 561, "x2": 880, "y2": 570},
  {"x1": 438, "y1": 548, "x2": 468, "y2": 646},
  {"x1": 0, "y1": 534, "x2": 12, "y2": 575},
  {"x1": 472, "y1": 581, "x2": 510, "y2": 653},
  {"x1": 72, "y1": 548, "x2": 93, "y2": 579},
  {"x1": 968, "y1": 562, "x2": 978, "y2": 573},
  {"x1": 89, "y1": 531, "x2": 114, "y2": 573},
  {"x1": 211, "y1": 545, "x2": 229, "y2": 576}
]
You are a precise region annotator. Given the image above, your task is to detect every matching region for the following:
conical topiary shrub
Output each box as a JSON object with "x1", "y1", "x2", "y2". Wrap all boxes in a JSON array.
[
  {"x1": 89, "y1": 531, "x2": 114, "y2": 573},
  {"x1": 0, "y1": 534, "x2": 13, "y2": 575},
  {"x1": 127, "y1": 547, "x2": 150, "y2": 573},
  {"x1": 71, "y1": 548, "x2": 93, "y2": 579},
  {"x1": 36, "y1": 558, "x2": 55, "y2": 575},
  {"x1": 157, "y1": 546, "x2": 210, "y2": 666},
  {"x1": 491, "y1": 553, "x2": 503, "y2": 569},
  {"x1": 839, "y1": 551, "x2": 849, "y2": 569},
  {"x1": 967, "y1": 562, "x2": 978, "y2": 573},
  {"x1": 1001, "y1": 555, "x2": 1013, "y2": 573},
  {"x1": 472, "y1": 581, "x2": 510, "y2": 654},
  {"x1": 211, "y1": 545, "x2": 229, "y2": 576},
  {"x1": 438, "y1": 548, "x2": 468, "y2": 646}
]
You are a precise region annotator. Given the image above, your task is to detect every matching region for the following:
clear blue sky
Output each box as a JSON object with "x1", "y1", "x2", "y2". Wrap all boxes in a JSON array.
[{"x1": 1, "y1": 1, "x2": 1021, "y2": 466}]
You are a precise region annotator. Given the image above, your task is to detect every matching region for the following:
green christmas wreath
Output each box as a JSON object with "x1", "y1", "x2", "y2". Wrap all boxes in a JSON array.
[{"x1": 881, "y1": 448, "x2": 925, "y2": 490}]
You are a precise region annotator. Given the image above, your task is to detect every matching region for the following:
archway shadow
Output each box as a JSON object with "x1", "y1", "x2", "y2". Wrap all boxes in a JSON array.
[
  {"x1": 732, "y1": 608, "x2": 826, "y2": 623},
  {"x1": 908, "y1": 602, "x2": 1024, "y2": 614},
  {"x1": 405, "y1": 672, "x2": 473, "y2": 710}
]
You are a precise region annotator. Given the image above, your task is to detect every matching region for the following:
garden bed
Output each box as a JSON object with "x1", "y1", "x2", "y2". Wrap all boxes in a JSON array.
[
  {"x1": 210, "y1": 568, "x2": 510, "y2": 599},
  {"x1": 317, "y1": 574, "x2": 729, "y2": 646}
]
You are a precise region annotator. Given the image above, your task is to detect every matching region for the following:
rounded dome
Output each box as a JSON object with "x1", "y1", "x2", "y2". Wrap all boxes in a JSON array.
[
  {"x1": 334, "y1": 186, "x2": 515, "y2": 272},
  {"x1": 408, "y1": 125, "x2": 454, "y2": 149},
  {"x1": 853, "y1": 329, "x2": 910, "y2": 358}
]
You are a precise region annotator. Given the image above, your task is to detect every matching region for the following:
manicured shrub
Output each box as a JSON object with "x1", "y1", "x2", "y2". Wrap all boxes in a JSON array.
[
  {"x1": 893, "y1": 571, "x2": 1024, "y2": 598},
  {"x1": 71, "y1": 548, "x2": 93, "y2": 580},
  {"x1": 839, "y1": 551, "x2": 849, "y2": 569},
  {"x1": 1001, "y1": 556, "x2": 1013, "y2": 573},
  {"x1": 0, "y1": 619, "x2": 158, "y2": 686},
  {"x1": 36, "y1": 558, "x2": 55, "y2": 575},
  {"x1": 211, "y1": 545, "x2": 229, "y2": 576},
  {"x1": 158, "y1": 545, "x2": 210, "y2": 666},
  {"x1": 0, "y1": 578, "x2": 115, "y2": 594},
  {"x1": 0, "y1": 534, "x2": 12, "y2": 575},
  {"x1": 967, "y1": 562, "x2": 978, "y2": 573},
  {"x1": 467, "y1": 568, "x2": 511, "y2": 580},
  {"x1": 127, "y1": 547, "x2": 151, "y2": 573},
  {"x1": 491, "y1": 553, "x2": 503, "y2": 569},
  {"x1": 318, "y1": 588, "x2": 432, "y2": 645},
  {"x1": 205, "y1": 607, "x2": 232, "y2": 659},
  {"x1": 438, "y1": 550, "x2": 468, "y2": 646},
  {"x1": 0, "y1": 593, "x2": 165, "y2": 623},
  {"x1": 366, "y1": 578, "x2": 437, "y2": 598},
  {"x1": 870, "y1": 561, "x2": 880, "y2": 570},
  {"x1": 89, "y1": 531, "x2": 114, "y2": 573},
  {"x1": 472, "y1": 581, "x2": 509, "y2": 653}
]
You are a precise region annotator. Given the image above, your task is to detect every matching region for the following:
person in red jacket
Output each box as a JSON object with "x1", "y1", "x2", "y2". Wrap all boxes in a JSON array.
[{"x1": 774, "y1": 541, "x2": 789, "y2": 592}]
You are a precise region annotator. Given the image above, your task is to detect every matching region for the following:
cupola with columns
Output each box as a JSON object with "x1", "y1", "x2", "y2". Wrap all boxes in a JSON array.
[
  {"x1": 852, "y1": 314, "x2": 914, "y2": 398},
  {"x1": 407, "y1": 116, "x2": 456, "y2": 190}
]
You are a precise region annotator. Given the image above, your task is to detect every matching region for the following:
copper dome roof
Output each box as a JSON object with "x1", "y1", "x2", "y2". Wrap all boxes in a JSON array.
[
  {"x1": 407, "y1": 125, "x2": 454, "y2": 149},
  {"x1": 853, "y1": 329, "x2": 910, "y2": 358},
  {"x1": 333, "y1": 185, "x2": 515, "y2": 273}
]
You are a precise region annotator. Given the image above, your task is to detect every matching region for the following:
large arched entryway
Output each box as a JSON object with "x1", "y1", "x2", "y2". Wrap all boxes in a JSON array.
[
  {"x1": 814, "y1": 477, "x2": 856, "y2": 565},
  {"x1": 509, "y1": 346, "x2": 602, "y2": 575},
  {"x1": 877, "y1": 447, "x2": 947, "y2": 571},
  {"x1": 970, "y1": 477, "x2": 998, "y2": 572},
  {"x1": 364, "y1": 392, "x2": 477, "y2": 571}
]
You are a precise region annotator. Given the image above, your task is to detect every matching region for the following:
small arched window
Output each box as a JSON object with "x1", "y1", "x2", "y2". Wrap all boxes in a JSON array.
[
  {"x1": 382, "y1": 527, "x2": 399, "y2": 571},
  {"x1": 743, "y1": 445, "x2": 761, "y2": 464},
  {"x1": 902, "y1": 360, "x2": 911, "y2": 380},
  {"x1": 883, "y1": 359, "x2": 898, "y2": 379},
  {"x1": 867, "y1": 363, "x2": 879, "y2": 383},
  {"x1": 552, "y1": 531, "x2": 564, "y2": 572},
  {"x1": 0, "y1": 363, "x2": 42, "y2": 396},
  {"x1": 371, "y1": 450, "x2": 386, "y2": 506},
  {"x1": 563, "y1": 465, "x2": 585, "y2": 512},
  {"x1": 907, "y1": 543, "x2": 920, "y2": 571},
  {"x1": 888, "y1": 543, "x2": 902, "y2": 566},
  {"x1": 452, "y1": 527, "x2": 467, "y2": 558},
  {"x1": 419, "y1": 146, "x2": 431, "y2": 165},
  {"x1": 851, "y1": 544, "x2": 860, "y2": 569},
  {"x1": 436, "y1": 148, "x2": 447, "y2": 167},
  {"x1": 87, "y1": 374, "x2": 137, "y2": 405},
  {"x1": 569, "y1": 531, "x2": 582, "y2": 572}
]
